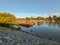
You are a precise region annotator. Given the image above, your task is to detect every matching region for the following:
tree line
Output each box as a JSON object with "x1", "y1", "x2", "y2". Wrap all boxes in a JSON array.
[
  {"x1": 0, "y1": 13, "x2": 60, "y2": 27},
  {"x1": 17, "y1": 15, "x2": 60, "y2": 22},
  {"x1": 46, "y1": 15, "x2": 60, "y2": 22}
]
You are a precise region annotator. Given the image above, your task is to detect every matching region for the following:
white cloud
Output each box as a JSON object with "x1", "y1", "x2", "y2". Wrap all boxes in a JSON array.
[{"x1": 13, "y1": 13, "x2": 60, "y2": 18}]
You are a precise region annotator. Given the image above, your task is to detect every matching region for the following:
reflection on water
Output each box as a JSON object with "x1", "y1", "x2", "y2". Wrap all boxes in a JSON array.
[
  {"x1": 37, "y1": 22, "x2": 44, "y2": 26},
  {"x1": 21, "y1": 22, "x2": 60, "y2": 42},
  {"x1": 45, "y1": 22, "x2": 60, "y2": 28}
]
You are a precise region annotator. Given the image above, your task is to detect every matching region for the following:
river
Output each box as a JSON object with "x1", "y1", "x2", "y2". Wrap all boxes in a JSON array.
[{"x1": 21, "y1": 22, "x2": 60, "y2": 42}]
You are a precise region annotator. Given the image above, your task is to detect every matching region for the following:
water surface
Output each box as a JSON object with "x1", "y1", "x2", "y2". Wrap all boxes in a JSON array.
[{"x1": 21, "y1": 22, "x2": 60, "y2": 42}]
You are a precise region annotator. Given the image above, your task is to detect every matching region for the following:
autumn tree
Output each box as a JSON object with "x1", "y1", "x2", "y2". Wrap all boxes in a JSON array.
[{"x1": 0, "y1": 13, "x2": 17, "y2": 26}]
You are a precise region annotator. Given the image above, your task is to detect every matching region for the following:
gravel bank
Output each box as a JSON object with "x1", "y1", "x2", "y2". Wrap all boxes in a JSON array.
[{"x1": 0, "y1": 28, "x2": 59, "y2": 45}]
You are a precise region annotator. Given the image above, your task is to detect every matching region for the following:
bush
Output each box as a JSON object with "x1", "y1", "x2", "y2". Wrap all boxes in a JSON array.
[{"x1": 17, "y1": 27, "x2": 21, "y2": 31}]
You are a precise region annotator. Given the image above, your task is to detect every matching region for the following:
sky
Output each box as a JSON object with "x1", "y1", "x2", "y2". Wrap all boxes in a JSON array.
[{"x1": 0, "y1": 0, "x2": 60, "y2": 18}]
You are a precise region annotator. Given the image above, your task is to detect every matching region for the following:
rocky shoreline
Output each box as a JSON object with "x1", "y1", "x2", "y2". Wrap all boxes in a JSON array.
[{"x1": 0, "y1": 27, "x2": 59, "y2": 45}]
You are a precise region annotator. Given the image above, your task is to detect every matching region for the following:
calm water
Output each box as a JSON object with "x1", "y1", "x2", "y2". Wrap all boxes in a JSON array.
[{"x1": 21, "y1": 22, "x2": 60, "y2": 42}]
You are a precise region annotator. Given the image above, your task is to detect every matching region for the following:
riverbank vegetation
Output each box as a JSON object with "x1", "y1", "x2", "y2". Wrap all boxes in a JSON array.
[
  {"x1": 0, "y1": 13, "x2": 20, "y2": 30},
  {"x1": 0, "y1": 12, "x2": 60, "y2": 28},
  {"x1": 0, "y1": 13, "x2": 18, "y2": 25},
  {"x1": 46, "y1": 15, "x2": 60, "y2": 22},
  {"x1": 17, "y1": 15, "x2": 60, "y2": 26}
]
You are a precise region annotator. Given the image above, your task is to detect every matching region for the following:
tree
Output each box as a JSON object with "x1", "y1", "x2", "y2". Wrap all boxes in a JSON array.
[
  {"x1": 53, "y1": 15, "x2": 57, "y2": 21},
  {"x1": 57, "y1": 16, "x2": 60, "y2": 22},
  {"x1": 36, "y1": 16, "x2": 44, "y2": 20},
  {"x1": 48, "y1": 16, "x2": 52, "y2": 21},
  {"x1": 0, "y1": 13, "x2": 17, "y2": 25},
  {"x1": 26, "y1": 17, "x2": 30, "y2": 20},
  {"x1": 57, "y1": 16, "x2": 60, "y2": 20}
]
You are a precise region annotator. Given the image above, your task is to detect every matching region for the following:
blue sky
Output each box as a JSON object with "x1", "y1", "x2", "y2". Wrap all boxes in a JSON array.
[{"x1": 0, "y1": 0, "x2": 60, "y2": 18}]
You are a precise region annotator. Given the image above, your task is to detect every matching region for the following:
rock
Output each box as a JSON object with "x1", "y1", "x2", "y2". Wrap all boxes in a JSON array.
[
  {"x1": 4, "y1": 36, "x2": 10, "y2": 40},
  {"x1": 0, "y1": 40, "x2": 2, "y2": 44},
  {"x1": 0, "y1": 28, "x2": 59, "y2": 45}
]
